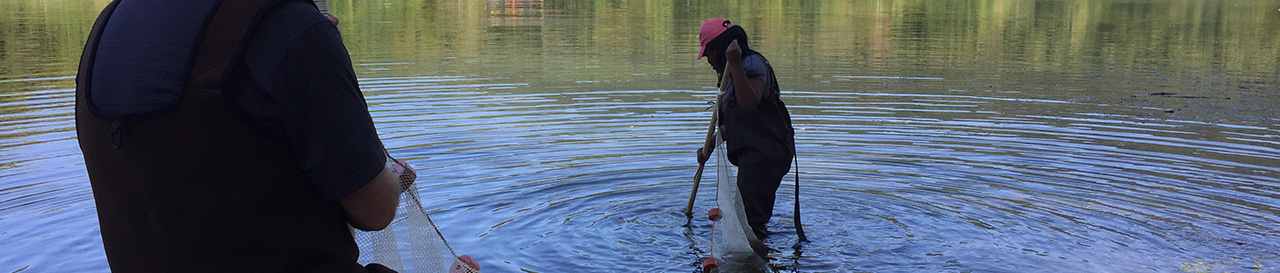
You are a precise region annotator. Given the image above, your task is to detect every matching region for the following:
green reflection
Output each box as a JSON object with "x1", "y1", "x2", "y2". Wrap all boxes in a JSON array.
[{"x1": 1, "y1": 0, "x2": 1278, "y2": 120}]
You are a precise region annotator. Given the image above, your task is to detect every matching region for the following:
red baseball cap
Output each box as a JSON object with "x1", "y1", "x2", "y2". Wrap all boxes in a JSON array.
[{"x1": 697, "y1": 18, "x2": 732, "y2": 60}]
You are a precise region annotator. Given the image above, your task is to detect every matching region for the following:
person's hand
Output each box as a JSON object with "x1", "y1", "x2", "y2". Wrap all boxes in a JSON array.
[
  {"x1": 697, "y1": 147, "x2": 710, "y2": 164},
  {"x1": 725, "y1": 40, "x2": 742, "y2": 66},
  {"x1": 323, "y1": 13, "x2": 341, "y2": 36},
  {"x1": 449, "y1": 255, "x2": 479, "y2": 273},
  {"x1": 394, "y1": 159, "x2": 416, "y2": 191}
]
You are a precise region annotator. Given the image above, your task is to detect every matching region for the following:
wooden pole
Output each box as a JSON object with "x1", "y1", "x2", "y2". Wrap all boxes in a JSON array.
[{"x1": 685, "y1": 72, "x2": 731, "y2": 216}]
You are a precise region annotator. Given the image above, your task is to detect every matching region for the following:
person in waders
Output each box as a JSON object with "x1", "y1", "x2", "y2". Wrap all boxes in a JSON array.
[
  {"x1": 76, "y1": 1, "x2": 434, "y2": 272},
  {"x1": 695, "y1": 18, "x2": 796, "y2": 239}
]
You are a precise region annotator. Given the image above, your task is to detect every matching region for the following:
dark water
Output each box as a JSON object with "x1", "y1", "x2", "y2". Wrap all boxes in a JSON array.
[{"x1": 3, "y1": 0, "x2": 1279, "y2": 272}]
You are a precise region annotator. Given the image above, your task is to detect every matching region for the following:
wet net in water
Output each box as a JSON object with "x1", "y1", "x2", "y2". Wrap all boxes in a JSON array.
[{"x1": 707, "y1": 133, "x2": 771, "y2": 272}]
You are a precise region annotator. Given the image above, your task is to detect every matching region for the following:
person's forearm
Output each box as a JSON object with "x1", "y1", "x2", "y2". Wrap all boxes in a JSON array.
[
  {"x1": 340, "y1": 163, "x2": 405, "y2": 231},
  {"x1": 727, "y1": 61, "x2": 759, "y2": 112}
]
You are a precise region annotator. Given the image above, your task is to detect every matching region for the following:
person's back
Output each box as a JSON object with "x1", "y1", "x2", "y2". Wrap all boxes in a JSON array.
[{"x1": 78, "y1": 1, "x2": 407, "y2": 272}]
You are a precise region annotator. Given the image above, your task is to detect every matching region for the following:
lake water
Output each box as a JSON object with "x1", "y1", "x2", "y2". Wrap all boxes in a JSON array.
[{"x1": 2, "y1": 0, "x2": 1279, "y2": 272}]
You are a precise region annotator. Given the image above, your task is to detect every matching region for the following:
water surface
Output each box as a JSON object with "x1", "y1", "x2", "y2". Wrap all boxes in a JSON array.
[{"x1": 2, "y1": 0, "x2": 1279, "y2": 272}]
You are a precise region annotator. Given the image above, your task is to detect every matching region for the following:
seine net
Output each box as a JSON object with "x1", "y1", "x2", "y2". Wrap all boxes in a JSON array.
[
  {"x1": 709, "y1": 133, "x2": 771, "y2": 272},
  {"x1": 351, "y1": 156, "x2": 478, "y2": 273}
]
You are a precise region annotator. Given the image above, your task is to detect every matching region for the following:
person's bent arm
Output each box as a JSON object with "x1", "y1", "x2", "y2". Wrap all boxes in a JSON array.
[
  {"x1": 340, "y1": 162, "x2": 399, "y2": 231},
  {"x1": 341, "y1": 158, "x2": 415, "y2": 231},
  {"x1": 724, "y1": 40, "x2": 769, "y2": 112},
  {"x1": 272, "y1": 10, "x2": 419, "y2": 232}
]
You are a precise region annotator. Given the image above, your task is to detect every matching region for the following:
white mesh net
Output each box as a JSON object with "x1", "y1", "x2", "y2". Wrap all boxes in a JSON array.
[
  {"x1": 709, "y1": 133, "x2": 771, "y2": 272},
  {"x1": 352, "y1": 158, "x2": 478, "y2": 273}
]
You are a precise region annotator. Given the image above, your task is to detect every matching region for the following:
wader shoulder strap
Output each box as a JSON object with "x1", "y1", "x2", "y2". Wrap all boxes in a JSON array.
[
  {"x1": 78, "y1": 0, "x2": 287, "y2": 115},
  {"x1": 75, "y1": 1, "x2": 121, "y2": 95},
  {"x1": 189, "y1": 0, "x2": 285, "y2": 93}
]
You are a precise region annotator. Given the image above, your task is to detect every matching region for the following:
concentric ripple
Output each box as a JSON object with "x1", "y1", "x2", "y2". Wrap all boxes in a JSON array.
[{"x1": 340, "y1": 70, "x2": 1279, "y2": 272}]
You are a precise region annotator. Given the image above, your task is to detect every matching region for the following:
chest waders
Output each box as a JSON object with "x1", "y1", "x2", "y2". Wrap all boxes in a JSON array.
[{"x1": 77, "y1": 1, "x2": 366, "y2": 272}]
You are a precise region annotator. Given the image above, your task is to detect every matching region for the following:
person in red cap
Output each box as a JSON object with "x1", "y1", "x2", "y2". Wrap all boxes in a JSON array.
[{"x1": 695, "y1": 18, "x2": 796, "y2": 239}]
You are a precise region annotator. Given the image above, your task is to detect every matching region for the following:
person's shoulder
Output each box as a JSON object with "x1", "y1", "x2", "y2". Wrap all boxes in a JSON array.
[
  {"x1": 243, "y1": 0, "x2": 339, "y2": 61},
  {"x1": 742, "y1": 53, "x2": 773, "y2": 72},
  {"x1": 741, "y1": 53, "x2": 772, "y2": 77},
  {"x1": 255, "y1": 0, "x2": 331, "y2": 37}
]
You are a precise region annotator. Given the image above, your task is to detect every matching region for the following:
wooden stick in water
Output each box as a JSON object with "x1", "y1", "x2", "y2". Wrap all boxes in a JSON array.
[{"x1": 685, "y1": 72, "x2": 731, "y2": 217}]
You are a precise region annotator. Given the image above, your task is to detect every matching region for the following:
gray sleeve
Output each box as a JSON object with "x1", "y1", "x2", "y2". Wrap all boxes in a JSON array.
[{"x1": 741, "y1": 54, "x2": 772, "y2": 100}]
